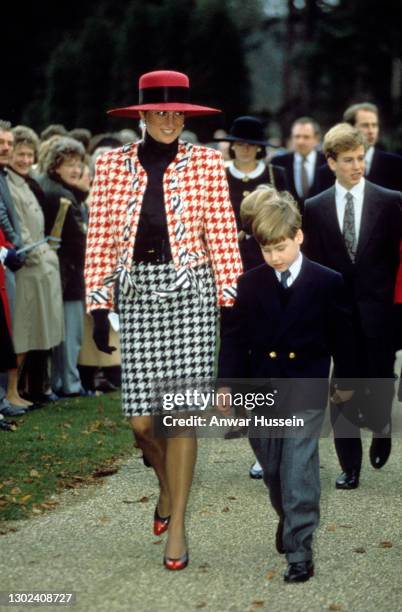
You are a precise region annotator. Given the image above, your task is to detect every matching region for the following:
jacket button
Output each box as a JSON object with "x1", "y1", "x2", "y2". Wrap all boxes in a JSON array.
[
  {"x1": 242, "y1": 190, "x2": 250, "y2": 197},
  {"x1": 288, "y1": 352, "x2": 296, "y2": 359},
  {"x1": 269, "y1": 351, "x2": 277, "y2": 359}
]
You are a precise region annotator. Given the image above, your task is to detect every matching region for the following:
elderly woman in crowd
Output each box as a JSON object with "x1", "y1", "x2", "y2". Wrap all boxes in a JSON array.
[
  {"x1": 5, "y1": 126, "x2": 64, "y2": 406},
  {"x1": 37, "y1": 137, "x2": 88, "y2": 397},
  {"x1": 85, "y1": 70, "x2": 242, "y2": 570}
]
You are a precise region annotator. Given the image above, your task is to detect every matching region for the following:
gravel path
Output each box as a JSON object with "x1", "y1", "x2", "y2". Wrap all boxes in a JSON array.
[{"x1": 0, "y1": 429, "x2": 401, "y2": 612}]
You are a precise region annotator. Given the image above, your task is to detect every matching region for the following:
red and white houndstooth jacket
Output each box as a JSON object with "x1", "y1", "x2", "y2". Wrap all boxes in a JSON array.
[{"x1": 85, "y1": 140, "x2": 243, "y2": 311}]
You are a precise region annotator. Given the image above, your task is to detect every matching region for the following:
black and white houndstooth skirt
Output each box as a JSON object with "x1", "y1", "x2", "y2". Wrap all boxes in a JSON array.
[{"x1": 118, "y1": 262, "x2": 217, "y2": 417}]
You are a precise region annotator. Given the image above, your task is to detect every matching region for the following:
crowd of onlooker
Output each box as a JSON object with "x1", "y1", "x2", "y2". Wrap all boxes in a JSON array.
[
  {"x1": 0, "y1": 122, "x2": 134, "y2": 429},
  {"x1": 1, "y1": 102, "x2": 402, "y2": 432}
]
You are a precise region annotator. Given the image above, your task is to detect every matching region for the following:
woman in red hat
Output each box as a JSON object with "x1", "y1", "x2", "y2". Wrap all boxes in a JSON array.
[{"x1": 85, "y1": 70, "x2": 242, "y2": 570}]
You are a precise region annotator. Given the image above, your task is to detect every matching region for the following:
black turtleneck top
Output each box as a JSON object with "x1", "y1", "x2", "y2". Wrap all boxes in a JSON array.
[{"x1": 133, "y1": 132, "x2": 178, "y2": 261}]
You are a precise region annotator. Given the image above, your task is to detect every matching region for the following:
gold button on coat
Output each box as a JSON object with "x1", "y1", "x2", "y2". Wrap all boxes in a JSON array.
[
  {"x1": 288, "y1": 352, "x2": 296, "y2": 359},
  {"x1": 269, "y1": 351, "x2": 277, "y2": 359}
]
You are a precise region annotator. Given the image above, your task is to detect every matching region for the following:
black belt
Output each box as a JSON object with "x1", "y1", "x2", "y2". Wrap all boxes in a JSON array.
[{"x1": 133, "y1": 238, "x2": 172, "y2": 264}]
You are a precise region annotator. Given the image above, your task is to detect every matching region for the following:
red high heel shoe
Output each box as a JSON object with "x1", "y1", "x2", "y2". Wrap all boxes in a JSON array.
[
  {"x1": 163, "y1": 551, "x2": 189, "y2": 571},
  {"x1": 153, "y1": 507, "x2": 170, "y2": 536}
]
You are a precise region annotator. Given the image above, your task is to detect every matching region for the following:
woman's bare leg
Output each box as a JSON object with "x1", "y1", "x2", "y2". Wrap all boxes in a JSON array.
[
  {"x1": 6, "y1": 353, "x2": 33, "y2": 406},
  {"x1": 131, "y1": 415, "x2": 170, "y2": 516},
  {"x1": 164, "y1": 434, "x2": 197, "y2": 559}
]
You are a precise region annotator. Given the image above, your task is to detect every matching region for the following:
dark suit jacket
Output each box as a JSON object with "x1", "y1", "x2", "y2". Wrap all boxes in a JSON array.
[
  {"x1": 271, "y1": 151, "x2": 326, "y2": 212},
  {"x1": 303, "y1": 181, "x2": 402, "y2": 338},
  {"x1": 218, "y1": 257, "x2": 354, "y2": 393},
  {"x1": 317, "y1": 148, "x2": 402, "y2": 193}
]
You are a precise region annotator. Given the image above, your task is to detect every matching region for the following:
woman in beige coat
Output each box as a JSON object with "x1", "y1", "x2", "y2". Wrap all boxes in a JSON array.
[{"x1": 6, "y1": 126, "x2": 64, "y2": 404}]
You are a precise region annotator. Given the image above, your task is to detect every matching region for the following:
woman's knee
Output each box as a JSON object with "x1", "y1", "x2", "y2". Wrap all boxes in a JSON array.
[{"x1": 131, "y1": 415, "x2": 153, "y2": 440}]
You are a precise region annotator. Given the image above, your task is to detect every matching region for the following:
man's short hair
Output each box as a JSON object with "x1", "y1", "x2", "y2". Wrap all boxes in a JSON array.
[
  {"x1": 343, "y1": 102, "x2": 379, "y2": 125},
  {"x1": 323, "y1": 123, "x2": 367, "y2": 160},
  {"x1": 291, "y1": 116, "x2": 321, "y2": 137},
  {"x1": 40, "y1": 124, "x2": 68, "y2": 142},
  {"x1": 0, "y1": 119, "x2": 12, "y2": 132},
  {"x1": 69, "y1": 128, "x2": 92, "y2": 150},
  {"x1": 242, "y1": 186, "x2": 301, "y2": 246}
]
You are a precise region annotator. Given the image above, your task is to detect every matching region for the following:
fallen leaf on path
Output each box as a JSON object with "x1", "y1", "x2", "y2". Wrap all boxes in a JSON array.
[
  {"x1": 137, "y1": 496, "x2": 150, "y2": 503},
  {"x1": 93, "y1": 468, "x2": 118, "y2": 478},
  {"x1": 329, "y1": 605, "x2": 342, "y2": 611},
  {"x1": 326, "y1": 524, "x2": 337, "y2": 532},
  {"x1": 10, "y1": 487, "x2": 21, "y2": 495},
  {"x1": 353, "y1": 547, "x2": 366, "y2": 553},
  {"x1": 266, "y1": 570, "x2": 276, "y2": 580},
  {"x1": 338, "y1": 524, "x2": 353, "y2": 529},
  {"x1": 99, "y1": 516, "x2": 111, "y2": 523},
  {"x1": 195, "y1": 604, "x2": 207, "y2": 609},
  {"x1": 222, "y1": 506, "x2": 230, "y2": 513},
  {"x1": 227, "y1": 496, "x2": 237, "y2": 500},
  {"x1": 251, "y1": 601, "x2": 265, "y2": 608},
  {"x1": 379, "y1": 541, "x2": 393, "y2": 548},
  {"x1": 29, "y1": 470, "x2": 40, "y2": 478},
  {"x1": 152, "y1": 540, "x2": 163, "y2": 545},
  {"x1": 122, "y1": 500, "x2": 136, "y2": 504},
  {"x1": 19, "y1": 495, "x2": 32, "y2": 504}
]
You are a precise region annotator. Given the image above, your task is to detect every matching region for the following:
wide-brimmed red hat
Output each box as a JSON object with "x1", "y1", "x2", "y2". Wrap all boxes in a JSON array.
[{"x1": 108, "y1": 70, "x2": 221, "y2": 118}]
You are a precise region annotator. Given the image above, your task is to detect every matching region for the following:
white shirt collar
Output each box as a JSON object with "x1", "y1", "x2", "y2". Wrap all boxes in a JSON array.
[
  {"x1": 274, "y1": 252, "x2": 303, "y2": 287},
  {"x1": 335, "y1": 177, "x2": 365, "y2": 200},
  {"x1": 228, "y1": 160, "x2": 266, "y2": 179},
  {"x1": 294, "y1": 150, "x2": 317, "y2": 164}
]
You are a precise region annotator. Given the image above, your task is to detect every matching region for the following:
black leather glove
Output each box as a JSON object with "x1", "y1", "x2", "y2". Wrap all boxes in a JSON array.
[
  {"x1": 91, "y1": 309, "x2": 116, "y2": 354},
  {"x1": 4, "y1": 248, "x2": 25, "y2": 272}
]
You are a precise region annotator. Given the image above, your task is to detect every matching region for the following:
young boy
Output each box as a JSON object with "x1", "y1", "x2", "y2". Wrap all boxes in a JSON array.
[
  {"x1": 218, "y1": 188, "x2": 355, "y2": 582},
  {"x1": 303, "y1": 123, "x2": 401, "y2": 490}
]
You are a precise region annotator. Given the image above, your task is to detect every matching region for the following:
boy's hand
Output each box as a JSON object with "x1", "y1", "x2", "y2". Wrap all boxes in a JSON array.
[
  {"x1": 216, "y1": 387, "x2": 232, "y2": 415},
  {"x1": 331, "y1": 389, "x2": 354, "y2": 404}
]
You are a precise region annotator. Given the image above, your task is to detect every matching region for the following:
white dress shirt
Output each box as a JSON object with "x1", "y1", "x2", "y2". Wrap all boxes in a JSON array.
[
  {"x1": 274, "y1": 252, "x2": 303, "y2": 288},
  {"x1": 294, "y1": 150, "x2": 317, "y2": 198},
  {"x1": 335, "y1": 178, "x2": 365, "y2": 241}
]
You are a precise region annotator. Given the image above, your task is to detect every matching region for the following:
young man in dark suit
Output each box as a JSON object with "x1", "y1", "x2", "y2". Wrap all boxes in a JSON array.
[
  {"x1": 271, "y1": 117, "x2": 326, "y2": 213},
  {"x1": 317, "y1": 103, "x2": 402, "y2": 193},
  {"x1": 218, "y1": 187, "x2": 354, "y2": 582},
  {"x1": 303, "y1": 123, "x2": 402, "y2": 490}
]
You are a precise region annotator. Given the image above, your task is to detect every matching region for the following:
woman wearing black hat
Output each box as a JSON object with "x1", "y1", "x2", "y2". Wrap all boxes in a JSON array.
[
  {"x1": 84, "y1": 70, "x2": 242, "y2": 570},
  {"x1": 216, "y1": 117, "x2": 288, "y2": 450},
  {"x1": 218, "y1": 116, "x2": 288, "y2": 271}
]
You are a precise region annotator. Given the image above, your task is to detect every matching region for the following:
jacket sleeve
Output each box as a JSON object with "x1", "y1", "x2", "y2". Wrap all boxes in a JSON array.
[
  {"x1": 84, "y1": 155, "x2": 118, "y2": 312},
  {"x1": 203, "y1": 150, "x2": 243, "y2": 306},
  {"x1": 218, "y1": 274, "x2": 250, "y2": 378},
  {"x1": 0, "y1": 198, "x2": 21, "y2": 249}
]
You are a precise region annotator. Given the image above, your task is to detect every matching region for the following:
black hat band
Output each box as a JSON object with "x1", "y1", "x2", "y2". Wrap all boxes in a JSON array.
[{"x1": 139, "y1": 86, "x2": 190, "y2": 105}]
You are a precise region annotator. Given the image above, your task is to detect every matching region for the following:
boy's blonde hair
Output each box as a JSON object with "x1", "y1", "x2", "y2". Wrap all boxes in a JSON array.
[
  {"x1": 241, "y1": 185, "x2": 301, "y2": 246},
  {"x1": 323, "y1": 123, "x2": 367, "y2": 160}
]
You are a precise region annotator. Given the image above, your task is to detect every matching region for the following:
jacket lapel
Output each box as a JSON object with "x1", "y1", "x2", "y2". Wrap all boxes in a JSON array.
[
  {"x1": 355, "y1": 181, "x2": 382, "y2": 260},
  {"x1": 273, "y1": 258, "x2": 316, "y2": 342}
]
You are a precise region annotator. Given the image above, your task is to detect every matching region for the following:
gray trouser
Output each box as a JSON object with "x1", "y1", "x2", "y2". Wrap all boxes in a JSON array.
[
  {"x1": 249, "y1": 409, "x2": 324, "y2": 564},
  {"x1": 51, "y1": 300, "x2": 84, "y2": 395}
]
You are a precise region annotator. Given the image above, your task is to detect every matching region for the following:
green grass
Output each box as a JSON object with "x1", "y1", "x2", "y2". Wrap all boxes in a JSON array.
[{"x1": 0, "y1": 393, "x2": 133, "y2": 522}]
